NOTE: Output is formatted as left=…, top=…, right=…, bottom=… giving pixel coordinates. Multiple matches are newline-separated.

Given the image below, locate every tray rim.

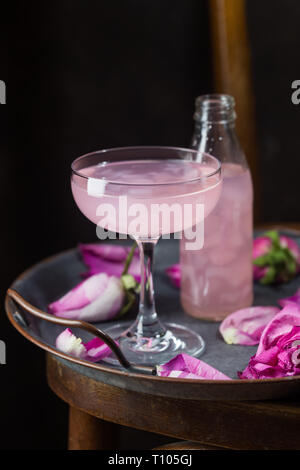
left=5, top=244, right=300, bottom=388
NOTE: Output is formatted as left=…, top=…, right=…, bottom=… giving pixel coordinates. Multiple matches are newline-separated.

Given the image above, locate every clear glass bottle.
left=180, top=94, right=253, bottom=321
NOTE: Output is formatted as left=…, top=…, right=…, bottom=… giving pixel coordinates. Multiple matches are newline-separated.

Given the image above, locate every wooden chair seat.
left=47, top=354, right=300, bottom=450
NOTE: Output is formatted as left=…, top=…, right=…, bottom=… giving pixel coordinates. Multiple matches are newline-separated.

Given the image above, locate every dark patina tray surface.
left=6, top=231, right=300, bottom=400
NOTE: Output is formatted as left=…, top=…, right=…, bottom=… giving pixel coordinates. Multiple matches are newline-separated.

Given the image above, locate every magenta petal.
left=238, top=360, right=283, bottom=379
left=84, top=337, right=117, bottom=362
left=49, top=273, right=124, bottom=322
left=157, top=353, right=231, bottom=380
left=238, top=365, right=254, bottom=379
left=276, top=325, right=300, bottom=348
left=219, top=306, right=280, bottom=346
left=81, top=250, right=124, bottom=277
left=165, top=264, right=181, bottom=288
left=48, top=273, right=108, bottom=314
left=80, top=243, right=140, bottom=282
left=254, top=346, right=280, bottom=366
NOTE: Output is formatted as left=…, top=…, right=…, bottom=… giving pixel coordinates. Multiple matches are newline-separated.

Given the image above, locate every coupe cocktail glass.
left=71, top=147, right=222, bottom=366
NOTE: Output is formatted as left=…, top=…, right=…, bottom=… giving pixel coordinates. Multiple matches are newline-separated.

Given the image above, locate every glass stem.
left=134, top=239, right=166, bottom=338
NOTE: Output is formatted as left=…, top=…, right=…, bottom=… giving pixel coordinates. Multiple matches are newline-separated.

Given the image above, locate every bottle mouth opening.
left=195, top=93, right=235, bottom=109
left=194, top=94, right=236, bottom=123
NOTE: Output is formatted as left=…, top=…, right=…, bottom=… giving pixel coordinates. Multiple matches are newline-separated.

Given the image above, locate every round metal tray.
left=6, top=235, right=300, bottom=400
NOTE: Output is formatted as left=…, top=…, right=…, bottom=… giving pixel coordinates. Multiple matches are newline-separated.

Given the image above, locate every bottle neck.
left=194, top=93, right=236, bottom=124
left=192, top=118, right=237, bottom=149
left=191, top=94, right=248, bottom=168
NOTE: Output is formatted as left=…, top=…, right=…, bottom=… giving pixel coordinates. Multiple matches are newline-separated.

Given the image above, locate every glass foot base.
left=102, top=321, right=205, bottom=366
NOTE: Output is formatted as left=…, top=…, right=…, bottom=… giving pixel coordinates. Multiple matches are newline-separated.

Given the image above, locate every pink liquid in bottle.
left=180, top=162, right=253, bottom=321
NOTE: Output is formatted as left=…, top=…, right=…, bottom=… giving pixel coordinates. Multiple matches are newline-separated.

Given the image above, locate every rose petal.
left=84, top=337, right=117, bottom=361
left=80, top=243, right=140, bottom=282
left=48, top=273, right=109, bottom=314
left=49, top=273, right=124, bottom=322
left=55, top=328, right=86, bottom=358
left=219, top=306, right=280, bottom=346
left=238, top=357, right=284, bottom=380
left=165, top=264, right=181, bottom=288
left=55, top=328, right=115, bottom=362
left=157, top=353, right=231, bottom=380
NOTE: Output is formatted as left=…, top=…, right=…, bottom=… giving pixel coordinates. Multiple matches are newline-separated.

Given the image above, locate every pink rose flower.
left=253, top=231, right=300, bottom=284
left=48, top=272, right=124, bottom=322
left=48, top=242, right=139, bottom=322
left=239, top=304, right=300, bottom=379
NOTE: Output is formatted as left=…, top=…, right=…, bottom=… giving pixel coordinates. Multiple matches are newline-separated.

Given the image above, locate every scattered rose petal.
left=49, top=273, right=107, bottom=314
left=80, top=243, right=140, bottom=282
left=165, top=263, right=181, bottom=288
left=55, top=328, right=86, bottom=358
left=219, top=306, right=280, bottom=346
left=55, top=328, right=115, bottom=362
left=157, top=353, right=231, bottom=380
left=84, top=336, right=116, bottom=361
left=48, top=272, right=124, bottom=322
left=239, top=304, right=300, bottom=379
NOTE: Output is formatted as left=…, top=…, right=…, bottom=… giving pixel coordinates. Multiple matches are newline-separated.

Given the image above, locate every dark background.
left=0, top=0, right=300, bottom=449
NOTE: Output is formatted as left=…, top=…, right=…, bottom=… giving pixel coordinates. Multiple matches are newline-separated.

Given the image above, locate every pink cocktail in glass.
left=71, top=147, right=222, bottom=366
